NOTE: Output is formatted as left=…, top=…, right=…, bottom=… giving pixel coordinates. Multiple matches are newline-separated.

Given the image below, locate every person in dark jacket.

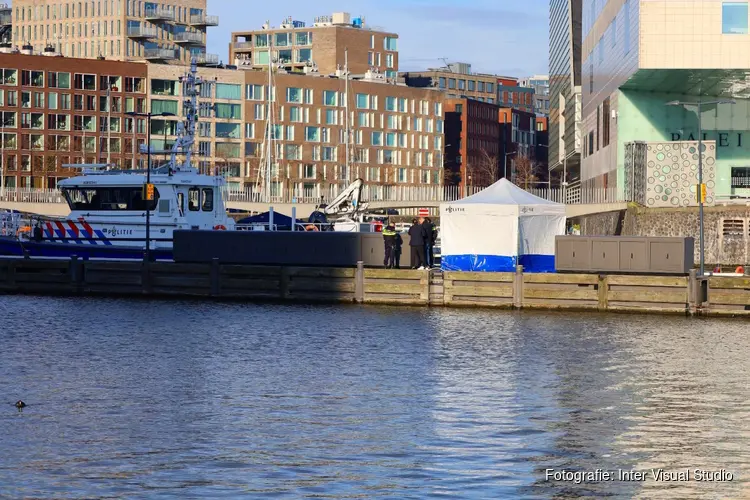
left=422, top=217, right=436, bottom=268
left=382, top=223, right=398, bottom=269
left=408, top=218, right=426, bottom=269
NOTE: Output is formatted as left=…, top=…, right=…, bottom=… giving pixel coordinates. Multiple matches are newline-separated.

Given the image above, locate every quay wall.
left=576, top=205, right=750, bottom=266
left=1, top=258, right=749, bottom=317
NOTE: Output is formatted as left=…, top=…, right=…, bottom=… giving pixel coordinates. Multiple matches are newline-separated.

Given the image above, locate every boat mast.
left=344, top=48, right=350, bottom=186
left=264, top=42, right=275, bottom=203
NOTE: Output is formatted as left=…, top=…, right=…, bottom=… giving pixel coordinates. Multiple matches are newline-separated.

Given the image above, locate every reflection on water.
left=0, top=297, right=748, bottom=498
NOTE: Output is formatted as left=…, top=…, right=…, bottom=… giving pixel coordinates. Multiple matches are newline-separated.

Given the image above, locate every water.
left=0, top=297, right=748, bottom=499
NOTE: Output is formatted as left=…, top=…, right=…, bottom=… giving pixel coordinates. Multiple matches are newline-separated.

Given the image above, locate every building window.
left=384, top=36, right=397, bottom=51
left=216, top=83, right=241, bottom=100
left=723, top=2, right=749, bottom=34
left=624, top=0, right=631, bottom=53
left=246, top=84, right=263, bottom=100
left=448, top=79, right=456, bottom=90
left=602, top=98, right=611, bottom=147
left=286, top=87, right=302, bottom=103
left=438, top=77, right=446, bottom=89
left=356, top=93, right=370, bottom=109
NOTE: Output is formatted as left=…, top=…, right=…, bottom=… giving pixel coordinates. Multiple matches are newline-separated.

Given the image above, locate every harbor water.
left=1, top=296, right=748, bottom=498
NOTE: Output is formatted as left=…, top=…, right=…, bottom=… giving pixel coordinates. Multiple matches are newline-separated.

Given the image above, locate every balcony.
left=174, top=32, right=204, bottom=45
left=189, top=14, right=219, bottom=27
left=233, top=41, right=253, bottom=51
left=127, top=25, right=158, bottom=39
left=145, top=6, right=174, bottom=22
left=144, top=48, right=177, bottom=60
left=0, top=11, right=11, bottom=26
left=194, top=53, right=219, bottom=65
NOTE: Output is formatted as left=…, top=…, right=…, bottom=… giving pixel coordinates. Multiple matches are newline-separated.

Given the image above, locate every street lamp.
left=126, top=110, right=176, bottom=262
left=666, top=98, right=735, bottom=276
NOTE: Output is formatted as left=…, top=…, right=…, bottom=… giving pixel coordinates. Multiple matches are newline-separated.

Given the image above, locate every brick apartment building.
left=0, top=53, right=149, bottom=188
left=230, top=13, right=399, bottom=78
left=444, top=97, right=541, bottom=190
left=0, top=51, right=444, bottom=193
left=401, top=62, right=499, bottom=103
left=11, top=0, right=218, bottom=64
left=241, top=70, right=444, bottom=198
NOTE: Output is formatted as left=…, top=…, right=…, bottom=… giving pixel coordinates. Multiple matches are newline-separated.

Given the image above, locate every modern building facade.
left=240, top=70, right=444, bottom=197
left=520, top=74, right=551, bottom=116
left=0, top=52, right=445, bottom=194
left=401, top=63, right=498, bottom=103
left=0, top=53, right=149, bottom=188
left=496, top=82, right=535, bottom=114
left=10, top=0, right=218, bottom=64
left=230, top=13, right=399, bottom=78
left=443, top=97, right=539, bottom=189
left=444, top=98, right=503, bottom=188
left=581, top=0, right=750, bottom=202
left=549, top=0, right=582, bottom=184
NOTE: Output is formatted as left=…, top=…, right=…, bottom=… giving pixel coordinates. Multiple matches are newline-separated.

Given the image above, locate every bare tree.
left=465, top=149, right=500, bottom=187
left=513, top=155, right=539, bottom=189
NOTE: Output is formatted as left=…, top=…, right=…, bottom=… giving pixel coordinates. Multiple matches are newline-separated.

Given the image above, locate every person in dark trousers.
left=408, top=218, right=426, bottom=269
left=422, top=217, right=436, bottom=268
left=382, top=223, right=398, bottom=269
left=394, top=230, right=403, bottom=269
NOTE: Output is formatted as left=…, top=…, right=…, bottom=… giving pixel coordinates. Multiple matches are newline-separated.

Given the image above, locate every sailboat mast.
left=264, top=42, right=274, bottom=203
left=344, top=48, right=350, bottom=186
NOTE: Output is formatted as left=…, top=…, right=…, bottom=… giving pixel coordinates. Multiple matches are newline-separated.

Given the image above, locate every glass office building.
left=581, top=0, right=750, bottom=201
left=549, top=0, right=582, bottom=183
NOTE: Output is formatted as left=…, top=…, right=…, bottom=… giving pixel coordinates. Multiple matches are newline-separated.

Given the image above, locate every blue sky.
left=205, top=0, right=549, bottom=77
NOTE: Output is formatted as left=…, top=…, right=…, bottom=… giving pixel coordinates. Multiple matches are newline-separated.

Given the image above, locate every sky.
left=205, top=0, right=550, bottom=77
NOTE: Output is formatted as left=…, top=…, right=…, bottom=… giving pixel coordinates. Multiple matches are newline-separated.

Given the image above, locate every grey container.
left=555, top=236, right=695, bottom=274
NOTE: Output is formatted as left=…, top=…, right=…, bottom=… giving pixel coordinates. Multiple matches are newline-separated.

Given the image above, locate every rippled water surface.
left=1, top=296, right=749, bottom=498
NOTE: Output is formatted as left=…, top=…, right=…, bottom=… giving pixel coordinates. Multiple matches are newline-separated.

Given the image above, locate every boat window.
left=61, top=187, right=159, bottom=211
left=188, top=187, right=200, bottom=211
left=202, top=188, right=214, bottom=211
left=177, top=192, right=184, bottom=216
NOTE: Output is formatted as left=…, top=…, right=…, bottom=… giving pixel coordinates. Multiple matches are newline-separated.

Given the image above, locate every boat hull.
left=0, top=237, right=173, bottom=261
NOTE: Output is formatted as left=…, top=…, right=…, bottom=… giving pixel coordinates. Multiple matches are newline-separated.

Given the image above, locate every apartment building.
left=520, top=74, right=550, bottom=116
left=496, top=82, right=535, bottom=114
left=146, top=64, right=244, bottom=177
left=230, top=13, right=399, bottom=78
left=549, top=0, right=582, bottom=184
left=10, top=0, right=218, bottom=65
left=0, top=52, right=444, bottom=193
left=444, top=98, right=502, bottom=189
left=443, top=97, right=540, bottom=189
left=0, top=53, right=148, bottom=188
left=241, top=70, right=444, bottom=197
left=402, top=63, right=498, bottom=103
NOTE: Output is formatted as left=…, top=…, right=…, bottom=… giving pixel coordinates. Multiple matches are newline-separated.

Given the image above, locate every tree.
left=513, top=155, right=540, bottom=189
left=465, top=149, right=500, bottom=187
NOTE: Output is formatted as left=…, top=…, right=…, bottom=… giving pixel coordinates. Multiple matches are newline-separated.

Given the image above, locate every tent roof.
left=454, top=179, right=563, bottom=206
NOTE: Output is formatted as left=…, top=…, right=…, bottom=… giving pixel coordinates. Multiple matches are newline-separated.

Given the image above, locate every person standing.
left=382, top=223, right=398, bottom=269
left=408, top=218, right=426, bottom=269
left=422, top=217, right=436, bottom=268
left=394, top=230, right=403, bottom=269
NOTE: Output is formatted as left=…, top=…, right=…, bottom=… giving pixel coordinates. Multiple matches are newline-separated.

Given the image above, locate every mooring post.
left=688, top=269, right=699, bottom=316
left=514, top=265, right=524, bottom=309
left=597, top=274, right=609, bottom=312
left=355, top=261, right=365, bottom=303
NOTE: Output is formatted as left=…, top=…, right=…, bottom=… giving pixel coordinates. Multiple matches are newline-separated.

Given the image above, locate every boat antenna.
left=171, top=59, right=200, bottom=172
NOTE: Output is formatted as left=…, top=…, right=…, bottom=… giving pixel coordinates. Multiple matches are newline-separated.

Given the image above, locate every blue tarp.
left=442, top=254, right=556, bottom=273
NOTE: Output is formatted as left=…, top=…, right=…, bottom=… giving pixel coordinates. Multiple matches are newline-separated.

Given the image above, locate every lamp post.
left=666, top=98, right=734, bottom=276
left=126, top=111, right=176, bottom=262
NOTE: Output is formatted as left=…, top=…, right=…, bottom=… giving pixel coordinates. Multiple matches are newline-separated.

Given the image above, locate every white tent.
left=440, top=179, right=566, bottom=273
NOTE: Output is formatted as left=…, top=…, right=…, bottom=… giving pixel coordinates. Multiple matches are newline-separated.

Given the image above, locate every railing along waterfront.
left=0, top=188, right=64, bottom=204
left=0, top=184, right=628, bottom=208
